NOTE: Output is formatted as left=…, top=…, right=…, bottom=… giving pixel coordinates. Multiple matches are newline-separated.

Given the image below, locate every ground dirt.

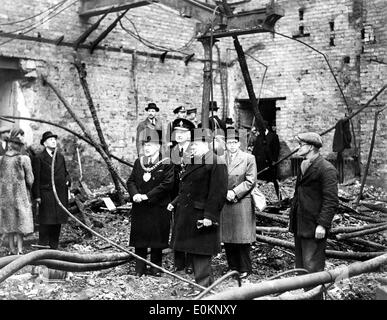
left=0, top=179, right=386, bottom=300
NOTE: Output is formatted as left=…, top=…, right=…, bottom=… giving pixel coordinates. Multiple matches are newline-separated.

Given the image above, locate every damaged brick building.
left=0, top=0, right=386, bottom=188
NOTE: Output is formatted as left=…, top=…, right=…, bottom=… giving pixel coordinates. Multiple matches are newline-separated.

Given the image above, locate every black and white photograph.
left=0, top=0, right=386, bottom=312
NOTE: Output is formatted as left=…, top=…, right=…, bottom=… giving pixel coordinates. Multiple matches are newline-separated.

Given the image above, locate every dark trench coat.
left=32, top=149, right=70, bottom=225
left=170, top=151, right=228, bottom=256
left=289, top=155, right=339, bottom=238
left=127, top=157, right=174, bottom=248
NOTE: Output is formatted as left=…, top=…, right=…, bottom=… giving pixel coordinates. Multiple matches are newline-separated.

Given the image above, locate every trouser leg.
left=174, top=250, right=186, bottom=270
left=224, top=243, right=238, bottom=271
left=295, top=236, right=327, bottom=300
left=48, top=224, right=62, bottom=249
left=192, top=254, right=212, bottom=287
left=38, top=224, right=50, bottom=247
left=134, top=247, right=148, bottom=274
left=238, top=243, right=252, bottom=273
left=150, top=248, right=163, bottom=273
left=185, top=252, right=193, bottom=272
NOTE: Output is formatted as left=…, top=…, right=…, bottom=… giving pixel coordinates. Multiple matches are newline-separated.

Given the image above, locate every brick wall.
left=0, top=0, right=386, bottom=187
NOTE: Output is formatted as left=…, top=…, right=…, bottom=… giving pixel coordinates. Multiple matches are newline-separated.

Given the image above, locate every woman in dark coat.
left=127, top=129, right=174, bottom=277
left=32, top=131, right=71, bottom=249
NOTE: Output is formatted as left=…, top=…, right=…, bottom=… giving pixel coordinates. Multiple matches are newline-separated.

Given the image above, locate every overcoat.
left=221, top=150, right=257, bottom=243
left=127, top=156, right=174, bottom=248
left=32, top=149, right=70, bottom=225
left=170, top=143, right=192, bottom=199
left=289, top=155, right=339, bottom=238
left=251, top=130, right=280, bottom=181
left=170, top=151, right=228, bottom=255
left=0, top=152, right=34, bottom=235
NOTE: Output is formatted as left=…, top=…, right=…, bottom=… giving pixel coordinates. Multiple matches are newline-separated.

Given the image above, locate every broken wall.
left=221, top=0, right=386, bottom=184
left=0, top=0, right=223, bottom=188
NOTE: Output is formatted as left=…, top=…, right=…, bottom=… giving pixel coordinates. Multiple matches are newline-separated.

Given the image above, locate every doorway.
left=236, top=97, right=285, bottom=130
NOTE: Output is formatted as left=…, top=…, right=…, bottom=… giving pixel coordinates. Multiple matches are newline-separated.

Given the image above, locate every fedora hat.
left=41, top=131, right=58, bottom=145
left=145, top=103, right=160, bottom=112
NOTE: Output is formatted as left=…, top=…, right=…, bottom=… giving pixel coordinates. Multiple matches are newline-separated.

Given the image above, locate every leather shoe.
left=149, top=268, right=162, bottom=277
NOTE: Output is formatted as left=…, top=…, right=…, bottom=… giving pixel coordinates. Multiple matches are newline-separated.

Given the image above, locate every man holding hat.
left=168, top=128, right=228, bottom=288
left=289, top=131, right=339, bottom=299
left=127, top=128, right=174, bottom=277
left=32, top=131, right=71, bottom=249
left=136, top=103, right=163, bottom=157
left=0, top=125, right=11, bottom=155
left=169, top=118, right=195, bottom=274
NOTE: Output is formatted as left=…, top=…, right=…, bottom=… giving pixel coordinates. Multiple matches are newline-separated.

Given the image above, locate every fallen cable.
left=255, top=234, right=385, bottom=261
left=255, top=285, right=323, bottom=300
left=194, top=271, right=241, bottom=300
left=204, top=252, right=387, bottom=299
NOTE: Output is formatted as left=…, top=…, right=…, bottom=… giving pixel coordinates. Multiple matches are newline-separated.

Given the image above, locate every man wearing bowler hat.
left=0, top=125, right=11, bottom=156
left=198, top=101, right=227, bottom=136
left=168, top=128, right=228, bottom=288
left=32, top=131, right=71, bottom=249
left=136, top=103, right=163, bottom=157
left=289, top=132, right=338, bottom=299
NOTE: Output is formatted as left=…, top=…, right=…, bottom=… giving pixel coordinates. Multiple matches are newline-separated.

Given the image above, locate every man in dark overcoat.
left=127, top=128, right=174, bottom=277
left=251, top=123, right=281, bottom=201
left=32, top=131, right=71, bottom=249
left=136, top=103, right=163, bottom=157
left=168, top=128, right=228, bottom=287
left=289, top=132, right=339, bottom=299
left=198, top=101, right=226, bottom=136
left=169, top=118, right=195, bottom=274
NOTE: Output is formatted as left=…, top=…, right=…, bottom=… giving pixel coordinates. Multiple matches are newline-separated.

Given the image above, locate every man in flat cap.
left=187, top=108, right=199, bottom=128
left=32, top=131, right=71, bottom=249
left=0, top=125, right=11, bottom=156
left=289, top=132, right=339, bottom=299
left=169, top=118, right=195, bottom=275
left=168, top=128, right=228, bottom=288
left=136, top=103, right=163, bottom=157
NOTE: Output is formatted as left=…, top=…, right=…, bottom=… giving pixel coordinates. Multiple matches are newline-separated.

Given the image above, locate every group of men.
left=131, top=102, right=339, bottom=299
left=0, top=125, right=70, bottom=251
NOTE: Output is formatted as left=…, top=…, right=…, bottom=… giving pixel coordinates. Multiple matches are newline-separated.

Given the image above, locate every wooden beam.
left=197, top=6, right=284, bottom=39
left=79, top=0, right=152, bottom=18
left=89, top=8, right=130, bottom=54
left=74, top=9, right=112, bottom=50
